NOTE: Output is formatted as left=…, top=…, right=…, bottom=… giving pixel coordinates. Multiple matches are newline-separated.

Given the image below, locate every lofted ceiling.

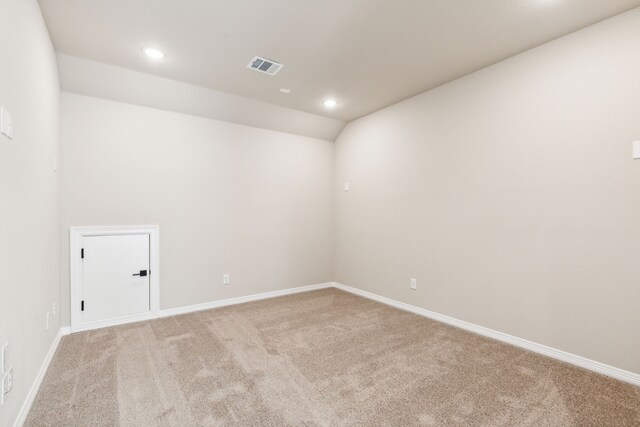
left=39, top=0, right=640, bottom=122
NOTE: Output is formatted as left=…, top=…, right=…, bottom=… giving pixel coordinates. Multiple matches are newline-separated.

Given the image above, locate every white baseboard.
left=13, top=327, right=70, bottom=427
left=71, top=312, right=157, bottom=333
left=159, top=282, right=334, bottom=318
left=332, top=282, right=640, bottom=387
left=69, top=283, right=335, bottom=333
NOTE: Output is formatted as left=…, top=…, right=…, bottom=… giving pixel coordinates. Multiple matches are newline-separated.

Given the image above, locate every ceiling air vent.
left=247, top=56, right=284, bottom=76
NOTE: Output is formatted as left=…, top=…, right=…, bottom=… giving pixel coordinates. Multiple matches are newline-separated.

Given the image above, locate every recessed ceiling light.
left=324, top=99, right=337, bottom=108
left=143, top=47, right=165, bottom=60
left=279, top=88, right=291, bottom=94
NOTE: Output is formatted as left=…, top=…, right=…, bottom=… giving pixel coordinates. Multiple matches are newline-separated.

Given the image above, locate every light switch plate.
left=1, top=107, right=13, bottom=140
left=633, top=141, right=640, bottom=160
left=0, top=343, right=6, bottom=374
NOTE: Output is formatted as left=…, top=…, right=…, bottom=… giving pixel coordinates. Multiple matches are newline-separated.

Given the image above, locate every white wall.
left=0, top=0, right=61, bottom=425
left=334, top=8, right=640, bottom=374
left=60, top=93, right=334, bottom=325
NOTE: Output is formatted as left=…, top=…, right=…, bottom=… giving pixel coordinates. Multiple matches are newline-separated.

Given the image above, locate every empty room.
left=1, top=0, right=640, bottom=425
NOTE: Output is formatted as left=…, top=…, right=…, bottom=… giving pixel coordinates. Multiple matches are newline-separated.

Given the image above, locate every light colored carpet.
left=26, top=288, right=640, bottom=426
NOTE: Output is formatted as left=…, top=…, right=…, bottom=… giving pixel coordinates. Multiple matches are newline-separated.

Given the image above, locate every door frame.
left=70, top=225, right=160, bottom=332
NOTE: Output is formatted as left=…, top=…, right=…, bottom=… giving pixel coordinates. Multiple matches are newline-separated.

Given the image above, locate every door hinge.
left=81, top=300, right=84, bottom=311
left=81, top=248, right=84, bottom=259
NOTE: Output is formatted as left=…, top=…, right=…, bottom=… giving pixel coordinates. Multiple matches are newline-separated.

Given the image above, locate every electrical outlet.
left=223, top=274, right=230, bottom=285
left=46, top=312, right=50, bottom=330
left=344, top=182, right=350, bottom=192
left=410, top=278, right=417, bottom=290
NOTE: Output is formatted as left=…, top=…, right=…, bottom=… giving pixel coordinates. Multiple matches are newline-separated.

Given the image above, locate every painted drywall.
left=57, top=54, right=346, bottom=142
left=59, top=93, right=334, bottom=325
left=0, top=0, right=61, bottom=425
left=334, top=8, right=640, bottom=374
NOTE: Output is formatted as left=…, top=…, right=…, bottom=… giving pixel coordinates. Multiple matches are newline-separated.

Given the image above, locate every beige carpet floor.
left=25, top=288, right=640, bottom=426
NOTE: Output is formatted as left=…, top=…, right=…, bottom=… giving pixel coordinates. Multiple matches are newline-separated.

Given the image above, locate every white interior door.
left=81, top=234, right=150, bottom=323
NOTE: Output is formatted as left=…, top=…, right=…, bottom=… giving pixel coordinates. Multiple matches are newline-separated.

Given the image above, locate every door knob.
left=133, top=270, right=148, bottom=277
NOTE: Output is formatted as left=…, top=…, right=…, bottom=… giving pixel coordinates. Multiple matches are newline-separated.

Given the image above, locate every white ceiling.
left=39, top=0, right=640, bottom=122
left=56, top=54, right=346, bottom=141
